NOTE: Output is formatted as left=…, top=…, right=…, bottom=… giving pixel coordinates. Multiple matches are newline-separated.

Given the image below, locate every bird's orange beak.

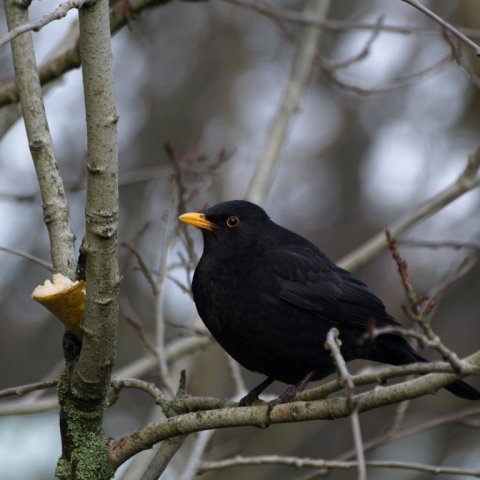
left=179, top=212, right=216, bottom=231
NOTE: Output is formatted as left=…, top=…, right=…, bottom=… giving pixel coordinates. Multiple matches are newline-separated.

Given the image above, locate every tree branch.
left=339, top=147, right=480, bottom=271
left=72, top=0, right=120, bottom=395
left=4, top=0, right=76, bottom=277
left=198, top=454, right=480, bottom=477
left=0, top=379, right=57, bottom=398
left=245, top=0, right=331, bottom=204
left=0, top=246, right=53, bottom=271
left=108, top=350, right=480, bottom=468
left=0, top=0, right=173, bottom=108
left=219, top=0, right=480, bottom=38
left=400, top=0, right=480, bottom=56
left=0, top=0, right=88, bottom=49
left=55, top=0, right=120, bottom=477
left=325, top=329, right=366, bottom=480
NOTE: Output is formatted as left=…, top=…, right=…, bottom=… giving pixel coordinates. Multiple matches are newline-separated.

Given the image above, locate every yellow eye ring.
left=226, top=216, right=240, bottom=228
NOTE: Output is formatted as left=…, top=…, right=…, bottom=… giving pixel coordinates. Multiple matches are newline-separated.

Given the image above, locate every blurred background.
left=0, top=0, right=480, bottom=478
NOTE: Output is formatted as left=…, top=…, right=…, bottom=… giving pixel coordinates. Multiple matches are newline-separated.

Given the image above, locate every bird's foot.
left=239, top=377, right=274, bottom=407
left=265, top=385, right=298, bottom=417
left=264, top=387, right=299, bottom=422
left=239, top=391, right=261, bottom=407
left=268, top=371, right=317, bottom=412
left=270, top=385, right=298, bottom=406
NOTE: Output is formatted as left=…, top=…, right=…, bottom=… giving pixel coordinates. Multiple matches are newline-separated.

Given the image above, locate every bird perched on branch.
left=179, top=200, right=480, bottom=405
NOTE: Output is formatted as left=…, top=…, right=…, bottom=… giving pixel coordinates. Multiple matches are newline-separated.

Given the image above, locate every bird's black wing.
left=257, top=242, right=401, bottom=330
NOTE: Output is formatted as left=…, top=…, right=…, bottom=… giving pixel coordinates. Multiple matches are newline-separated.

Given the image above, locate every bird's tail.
left=373, top=336, right=480, bottom=400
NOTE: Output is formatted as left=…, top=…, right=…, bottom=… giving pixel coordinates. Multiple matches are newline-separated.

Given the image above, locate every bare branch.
left=334, top=399, right=410, bottom=466
left=178, top=430, right=215, bottom=480
left=119, top=295, right=158, bottom=356
left=4, top=0, right=76, bottom=276
left=198, top=454, right=480, bottom=477
left=0, top=379, right=57, bottom=399
left=362, top=405, right=480, bottom=456
left=111, top=378, right=169, bottom=410
left=121, top=241, right=158, bottom=296
left=1, top=355, right=477, bottom=417
left=0, top=0, right=87, bottom=49
left=339, top=148, right=480, bottom=271
left=0, top=396, right=58, bottom=416
left=325, top=329, right=366, bottom=480
left=154, top=191, right=178, bottom=389
left=139, top=436, right=187, bottom=480
left=364, top=325, right=469, bottom=374
left=116, top=336, right=212, bottom=380
left=293, top=360, right=480, bottom=401
left=399, top=239, right=480, bottom=250
left=72, top=0, right=120, bottom=392
left=245, top=0, right=331, bottom=204
left=57, top=1, right=120, bottom=474
left=385, top=229, right=423, bottom=313
left=0, top=0, right=175, bottom=108
left=400, top=0, right=480, bottom=56
left=384, top=231, right=468, bottom=372
left=0, top=245, right=53, bottom=271
left=219, top=0, right=480, bottom=38
left=323, top=50, right=453, bottom=96
left=0, top=336, right=213, bottom=416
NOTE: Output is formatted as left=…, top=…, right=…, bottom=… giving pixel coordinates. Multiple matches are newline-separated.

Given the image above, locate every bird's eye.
left=226, top=216, right=240, bottom=228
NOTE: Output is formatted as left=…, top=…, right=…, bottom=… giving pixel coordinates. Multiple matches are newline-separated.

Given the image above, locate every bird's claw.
left=239, top=391, right=260, bottom=407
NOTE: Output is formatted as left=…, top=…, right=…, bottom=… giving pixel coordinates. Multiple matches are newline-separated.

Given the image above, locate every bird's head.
left=179, top=200, right=272, bottom=256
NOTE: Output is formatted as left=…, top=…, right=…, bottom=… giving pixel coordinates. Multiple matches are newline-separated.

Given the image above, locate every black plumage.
left=179, top=200, right=479, bottom=403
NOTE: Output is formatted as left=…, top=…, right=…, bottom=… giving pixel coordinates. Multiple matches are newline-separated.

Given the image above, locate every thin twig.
left=348, top=402, right=480, bottom=460
left=4, top=0, right=76, bottom=277
left=120, top=221, right=151, bottom=274
left=0, top=336, right=212, bottom=416
left=325, top=328, right=366, bottom=480
left=385, top=229, right=421, bottom=313
left=198, top=454, right=480, bottom=477
left=0, top=379, right=57, bottom=399
left=219, top=0, right=480, bottom=38
left=154, top=186, right=179, bottom=393
left=245, top=0, right=331, bottom=204
left=385, top=230, right=466, bottom=372
left=364, top=325, right=469, bottom=373
left=130, top=375, right=190, bottom=480
left=116, top=336, right=212, bottom=379
left=139, top=436, right=187, bottom=480
left=400, top=0, right=480, bottom=56
left=121, top=241, right=158, bottom=296
left=110, top=378, right=169, bottom=411
left=334, top=400, right=410, bottom=465
left=119, top=295, right=158, bottom=357
left=0, top=0, right=87, bottom=49
left=320, top=49, right=453, bottom=96
left=322, top=15, right=384, bottom=70
left=424, top=255, right=479, bottom=317
left=0, top=0, right=176, bottom=108
left=339, top=148, right=480, bottom=271
left=0, top=397, right=59, bottom=416
left=349, top=410, right=367, bottom=480
left=297, top=360, right=480, bottom=402
left=0, top=246, right=52, bottom=271
left=179, top=430, right=215, bottom=480
left=399, top=239, right=480, bottom=250
left=325, top=329, right=355, bottom=406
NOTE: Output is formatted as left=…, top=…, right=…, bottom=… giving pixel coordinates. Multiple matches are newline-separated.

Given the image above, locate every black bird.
left=179, top=200, right=480, bottom=404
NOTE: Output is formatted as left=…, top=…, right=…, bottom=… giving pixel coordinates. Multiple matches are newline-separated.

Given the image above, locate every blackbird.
left=179, top=200, right=480, bottom=404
